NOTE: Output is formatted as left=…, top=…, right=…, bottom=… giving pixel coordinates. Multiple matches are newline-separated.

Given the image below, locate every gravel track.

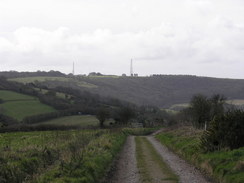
left=147, top=135, right=212, bottom=183
left=108, top=136, right=140, bottom=183
left=109, top=130, right=213, bottom=183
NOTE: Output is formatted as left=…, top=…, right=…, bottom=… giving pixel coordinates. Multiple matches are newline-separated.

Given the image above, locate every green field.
left=33, top=88, right=70, bottom=99
left=0, top=90, right=36, bottom=101
left=36, top=115, right=101, bottom=127
left=0, top=129, right=126, bottom=183
left=0, top=128, right=158, bottom=183
left=9, top=76, right=97, bottom=88
left=0, top=90, right=56, bottom=121
left=8, top=76, right=69, bottom=83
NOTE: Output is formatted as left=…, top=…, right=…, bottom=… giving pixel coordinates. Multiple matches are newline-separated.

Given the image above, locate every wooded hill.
left=77, top=75, right=244, bottom=108
left=0, top=75, right=135, bottom=127
left=2, top=71, right=244, bottom=108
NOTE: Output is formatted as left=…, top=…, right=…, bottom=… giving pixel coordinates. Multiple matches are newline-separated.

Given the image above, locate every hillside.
left=0, top=75, right=137, bottom=126
left=79, top=75, right=244, bottom=107
left=9, top=74, right=244, bottom=108
left=3, top=73, right=244, bottom=108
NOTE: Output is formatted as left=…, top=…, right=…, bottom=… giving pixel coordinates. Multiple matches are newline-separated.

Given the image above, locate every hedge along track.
left=135, top=136, right=179, bottom=183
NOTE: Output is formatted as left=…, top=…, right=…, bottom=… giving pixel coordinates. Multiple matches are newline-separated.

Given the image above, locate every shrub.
left=200, top=110, right=244, bottom=152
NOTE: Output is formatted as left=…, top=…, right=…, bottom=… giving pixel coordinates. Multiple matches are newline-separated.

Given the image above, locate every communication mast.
left=72, top=62, right=75, bottom=75
left=130, top=59, right=133, bottom=76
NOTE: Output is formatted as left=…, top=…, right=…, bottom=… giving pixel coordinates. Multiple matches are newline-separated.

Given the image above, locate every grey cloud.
left=0, top=0, right=244, bottom=78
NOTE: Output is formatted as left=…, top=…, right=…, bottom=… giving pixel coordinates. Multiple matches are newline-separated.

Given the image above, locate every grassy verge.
left=156, top=127, right=244, bottom=183
left=135, top=136, right=179, bottom=183
left=0, top=129, right=127, bottom=183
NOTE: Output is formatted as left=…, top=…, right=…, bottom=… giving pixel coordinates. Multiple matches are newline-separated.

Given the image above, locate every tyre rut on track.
left=108, top=129, right=213, bottom=183
left=108, top=136, right=140, bottom=183
left=146, top=134, right=212, bottom=183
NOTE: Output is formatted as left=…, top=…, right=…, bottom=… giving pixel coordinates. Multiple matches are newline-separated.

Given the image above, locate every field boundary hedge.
left=156, top=127, right=244, bottom=183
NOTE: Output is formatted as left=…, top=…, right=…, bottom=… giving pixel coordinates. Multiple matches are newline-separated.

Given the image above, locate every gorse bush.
left=201, top=110, right=244, bottom=152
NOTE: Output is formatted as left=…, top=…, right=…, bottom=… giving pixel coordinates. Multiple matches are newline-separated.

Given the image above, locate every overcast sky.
left=0, top=0, right=244, bottom=78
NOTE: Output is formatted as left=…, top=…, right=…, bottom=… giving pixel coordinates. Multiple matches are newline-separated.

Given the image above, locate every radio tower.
left=72, top=62, right=75, bottom=75
left=130, top=59, right=133, bottom=76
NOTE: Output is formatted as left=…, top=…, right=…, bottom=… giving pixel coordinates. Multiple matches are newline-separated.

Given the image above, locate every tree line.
left=0, top=70, right=65, bottom=78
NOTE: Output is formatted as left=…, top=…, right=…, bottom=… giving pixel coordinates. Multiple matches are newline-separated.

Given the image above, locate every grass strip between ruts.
left=135, top=136, right=179, bottom=183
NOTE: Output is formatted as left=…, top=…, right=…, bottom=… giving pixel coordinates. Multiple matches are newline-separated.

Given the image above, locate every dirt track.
left=108, top=136, right=140, bottom=183
left=109, top=131, right=212, bottom=183
left=147, top=135, right=212, bottom=183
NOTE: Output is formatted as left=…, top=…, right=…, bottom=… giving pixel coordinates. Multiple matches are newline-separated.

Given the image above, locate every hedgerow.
left=200, top=110, right=244, bottom=152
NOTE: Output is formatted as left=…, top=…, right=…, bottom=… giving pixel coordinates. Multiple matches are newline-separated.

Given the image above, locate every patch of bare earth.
left=108, top=136, right=140, bottom=183
left=147, top=135, right=213, bottom=183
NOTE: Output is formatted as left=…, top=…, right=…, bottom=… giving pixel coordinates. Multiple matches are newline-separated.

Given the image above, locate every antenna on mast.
left=72, top=62, right=75, bottom=75
left=130, top=59, right=133, bottom=76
